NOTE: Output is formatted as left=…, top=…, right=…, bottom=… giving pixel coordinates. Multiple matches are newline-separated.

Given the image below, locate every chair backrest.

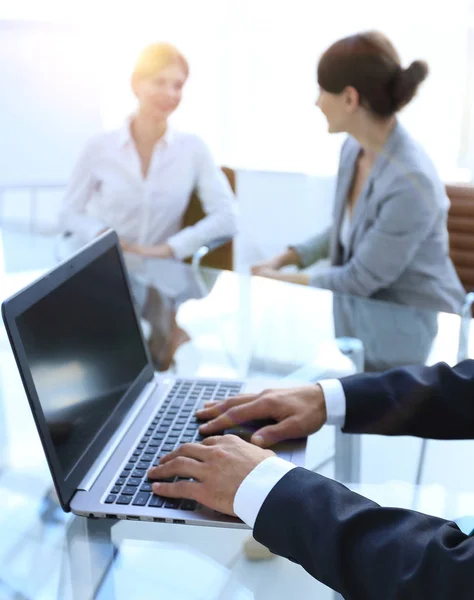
left=446, top=184, right=474, bottom=294
left=182, top=166, right=236, bottom=271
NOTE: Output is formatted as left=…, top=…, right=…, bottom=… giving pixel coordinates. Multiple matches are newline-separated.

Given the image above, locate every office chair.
left=416, top=183, right=474, bottom=486
left=183, top=166, right=236, bottom=271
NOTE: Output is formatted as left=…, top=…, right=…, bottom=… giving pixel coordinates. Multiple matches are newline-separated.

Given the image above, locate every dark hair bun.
left=392, top=60, right=429, bottom=111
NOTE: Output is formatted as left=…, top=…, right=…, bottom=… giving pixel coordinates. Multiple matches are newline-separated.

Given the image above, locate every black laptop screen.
left=16, top=246, right=148, bottom=478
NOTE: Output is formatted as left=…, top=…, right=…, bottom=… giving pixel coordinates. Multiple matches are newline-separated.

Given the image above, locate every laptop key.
left=124, top=463, right=134, bottom=471
left=133, top=492, right=151, bottom=506
left=122, top=487, right=136, bottom=495
left=132, top=469, right=146, bottom=478
left=111, top=485, right=121, bottom=494
left=149, top=495, right=165, bottom=507
left=140, top=482, right=152, bottom=492
left=164, top=498, right=181, bottom=509
left=127, top=478, right=141, bottom=487
left=120, top=470, right=129, bottom=478
left=115, top=478, right=126, bottom=486
left=105, top=494, right=117, bottom=504
left=116, top=495, right=132, bottom=505
left=181, top=500, right=197, bottom=511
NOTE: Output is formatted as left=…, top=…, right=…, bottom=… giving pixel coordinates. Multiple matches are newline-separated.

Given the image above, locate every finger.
left=201, top=435, right=222, bottom=446
left=196, top=394, right=257, bottom=420
left=152, top=480, right=198, bottom=500
left=251, top=418, right=301, bottom=448
left=199, top=399, right=271, bottom=435
left=158, top=443, right=209, bottom=465
left=148, top=456, right=204, bottom=481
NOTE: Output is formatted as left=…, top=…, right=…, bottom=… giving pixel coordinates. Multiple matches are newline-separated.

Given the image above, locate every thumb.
left=251, top=419, right=296, bottom=448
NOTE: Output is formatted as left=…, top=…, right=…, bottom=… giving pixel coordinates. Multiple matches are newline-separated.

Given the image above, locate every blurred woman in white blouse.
left=60, top=42, right=237, bottom=267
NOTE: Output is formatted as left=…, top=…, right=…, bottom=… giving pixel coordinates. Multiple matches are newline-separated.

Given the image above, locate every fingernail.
left=152, top=483, right=161, bottom=492
left=204, top=401, right=216, bottom=407
left=252, top=435, right=264, bottom=447
left=199, top=424, right=208, bottom=432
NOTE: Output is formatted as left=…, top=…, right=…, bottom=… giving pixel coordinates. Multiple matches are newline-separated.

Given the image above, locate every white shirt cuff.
left=233, top=456, right=296, bottom=528
left=318, top=379, right=346, bottom=427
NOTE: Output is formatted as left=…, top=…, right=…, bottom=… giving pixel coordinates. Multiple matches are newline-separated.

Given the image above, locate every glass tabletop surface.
left=0, top=229, right=471, bottom=600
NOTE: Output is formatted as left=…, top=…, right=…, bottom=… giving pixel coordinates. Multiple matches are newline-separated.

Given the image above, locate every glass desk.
left=0, top=229, right=470, bottom=599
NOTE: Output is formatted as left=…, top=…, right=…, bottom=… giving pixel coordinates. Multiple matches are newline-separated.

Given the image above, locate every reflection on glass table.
left=1, top=468, right=472, bottom=600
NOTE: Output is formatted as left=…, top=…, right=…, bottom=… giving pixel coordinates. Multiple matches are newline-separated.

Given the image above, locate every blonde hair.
left=131, top=42, right=189, bottom=85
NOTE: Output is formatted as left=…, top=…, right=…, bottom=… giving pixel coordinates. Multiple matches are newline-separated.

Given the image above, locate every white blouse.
left=59, top=120, right=237, bottom=261
left=339, top=205, right=351, bottom=252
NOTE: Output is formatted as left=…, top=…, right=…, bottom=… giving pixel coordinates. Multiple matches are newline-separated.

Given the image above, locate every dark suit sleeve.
left=253, top=468, right=474, bottom=600
left=340, top=359, right=474, bottom=439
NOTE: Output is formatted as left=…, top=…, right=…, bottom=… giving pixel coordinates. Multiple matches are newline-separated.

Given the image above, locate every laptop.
left=2, top=231, right=306, bottom=527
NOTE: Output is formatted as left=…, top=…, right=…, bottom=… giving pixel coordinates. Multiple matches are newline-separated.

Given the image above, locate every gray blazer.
left=293, top=122, right=465, bottom=314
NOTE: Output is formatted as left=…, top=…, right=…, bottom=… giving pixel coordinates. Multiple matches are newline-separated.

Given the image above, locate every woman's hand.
left=251, top=257, right=284, bottom=276
left=251, top=248, right=300, bottom=276
left=253, top=269, right=310, bottom=285
left=120, top=241, right=174, bottom=259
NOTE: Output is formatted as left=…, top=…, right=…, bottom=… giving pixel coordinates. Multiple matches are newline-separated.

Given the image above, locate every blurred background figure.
left=59, top=42, right=237, bottom=273
left=252, top=31, right=464, bottom=314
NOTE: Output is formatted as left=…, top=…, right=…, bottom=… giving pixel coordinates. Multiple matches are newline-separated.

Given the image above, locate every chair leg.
left=415, top=439, right=428, bottom=486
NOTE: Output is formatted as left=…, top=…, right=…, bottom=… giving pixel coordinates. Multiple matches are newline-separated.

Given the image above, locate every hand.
left=252, top=267, right=283, bottom=280
left=120, top=239, right=136, bottom=252
left=95, top=227, right=110, bottom=237
left=196, top=384, right=327, bottom=447
left=251, top=257, right=283, bottom=276
left=147, top=435, right=274, bottom=516
left=120, top=242, right=174, bottom=259
left=251, top=249, right=300, bottom=276
left=253, top=269, right=310, bottom=285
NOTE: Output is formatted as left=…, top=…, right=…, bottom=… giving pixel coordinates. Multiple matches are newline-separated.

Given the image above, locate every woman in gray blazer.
left=253, top=31, right=464, bottom=314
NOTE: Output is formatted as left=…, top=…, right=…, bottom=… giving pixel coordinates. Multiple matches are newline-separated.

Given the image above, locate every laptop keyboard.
left=104, top=379, right=243, bottom=511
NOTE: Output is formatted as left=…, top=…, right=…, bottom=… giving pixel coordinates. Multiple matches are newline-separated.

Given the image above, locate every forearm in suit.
left=290, top=227, right=331, bottom=268
left=341, top=360, right=474, bottom=439
left=254, top=467, right=474, bottom=600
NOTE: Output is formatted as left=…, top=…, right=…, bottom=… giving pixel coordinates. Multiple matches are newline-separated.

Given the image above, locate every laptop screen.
left=15, top=245, right=149, bottom=478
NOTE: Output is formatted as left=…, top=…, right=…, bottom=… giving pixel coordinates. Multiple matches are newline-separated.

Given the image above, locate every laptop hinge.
left=77, top=375, right=161, bottom=492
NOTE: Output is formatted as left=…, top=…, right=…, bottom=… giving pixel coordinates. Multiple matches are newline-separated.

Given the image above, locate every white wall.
left=0, top=20, right=101, bottom=186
